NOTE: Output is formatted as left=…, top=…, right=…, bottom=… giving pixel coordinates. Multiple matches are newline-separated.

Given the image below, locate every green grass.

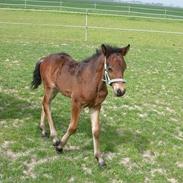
left=0, top=9, right=183, bottom=183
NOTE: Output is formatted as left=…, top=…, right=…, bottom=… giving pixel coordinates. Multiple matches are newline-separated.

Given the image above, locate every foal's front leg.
left=90, top=106, right=106, bottom=167
left=55, top=98, right=81, bottom=152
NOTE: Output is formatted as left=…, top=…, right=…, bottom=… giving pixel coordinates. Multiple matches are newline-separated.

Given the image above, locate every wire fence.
left=0, top=0, right=183, bottom=20
left=0, top=0, right=183, bottom=41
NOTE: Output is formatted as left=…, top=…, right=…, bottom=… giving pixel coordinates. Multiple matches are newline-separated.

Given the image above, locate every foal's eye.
left=108, top=66, right=112, bottom=72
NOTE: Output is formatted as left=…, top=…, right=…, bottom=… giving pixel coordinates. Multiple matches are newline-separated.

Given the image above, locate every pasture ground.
left=0, top=9, right=183, bottom=183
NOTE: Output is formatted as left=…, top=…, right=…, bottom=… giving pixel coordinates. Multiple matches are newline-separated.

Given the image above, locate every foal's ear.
left=101, top=44, right=108, bottom=56
left=121, top=44, right=130, bottom=56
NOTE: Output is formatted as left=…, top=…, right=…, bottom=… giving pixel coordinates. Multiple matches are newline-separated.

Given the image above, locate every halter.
left=102, top=57, right=126, bottom=85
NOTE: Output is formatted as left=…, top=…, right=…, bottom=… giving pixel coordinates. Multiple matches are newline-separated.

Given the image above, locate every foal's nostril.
left=116, top=89, right=126, bottom=96
left=117, top=89, right=122, bottom=96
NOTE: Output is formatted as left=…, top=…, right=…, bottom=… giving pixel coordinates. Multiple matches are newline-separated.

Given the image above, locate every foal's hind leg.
left=56, top=98, right=81, bottom=152
left=39, top=89, right=57, bottom=137
left=39, top=105, right=47, bottom=137
left=42, top=87, right=59, bottom=145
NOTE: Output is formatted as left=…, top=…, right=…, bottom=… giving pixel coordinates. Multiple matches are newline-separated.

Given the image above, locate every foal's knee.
left=42, top=98, right=48, bottom=112
left=92, top=128, right=100, bottom=139
left=68, top=126, right=77, bottom=134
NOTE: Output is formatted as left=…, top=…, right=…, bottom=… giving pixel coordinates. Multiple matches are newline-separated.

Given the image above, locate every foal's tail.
left=31, top=61, right=42, bottom=89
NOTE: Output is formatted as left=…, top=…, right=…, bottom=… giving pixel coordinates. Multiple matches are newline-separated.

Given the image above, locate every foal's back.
left=40, top=53, right=78, bottom=96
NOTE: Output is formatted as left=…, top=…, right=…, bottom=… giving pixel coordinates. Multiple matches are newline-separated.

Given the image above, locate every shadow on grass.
left=78, top=113, right=150, bottom=154
left=0, top=92, right=149, bottom=154
left=0, top=92, right=40, bottom=120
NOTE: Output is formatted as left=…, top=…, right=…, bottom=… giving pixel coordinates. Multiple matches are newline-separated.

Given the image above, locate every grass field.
left=0, top=8, right=183, bottom=183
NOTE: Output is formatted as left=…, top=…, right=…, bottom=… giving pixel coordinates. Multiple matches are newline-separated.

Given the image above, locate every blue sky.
left=119, top=0, right=183, bottom=7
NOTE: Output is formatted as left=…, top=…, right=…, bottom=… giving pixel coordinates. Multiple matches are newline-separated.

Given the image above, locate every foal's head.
left=101, top=44, right=130, bottom=97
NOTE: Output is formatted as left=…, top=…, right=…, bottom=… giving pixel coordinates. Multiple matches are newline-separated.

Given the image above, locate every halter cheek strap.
left=102, top=57, right=126, bottom=85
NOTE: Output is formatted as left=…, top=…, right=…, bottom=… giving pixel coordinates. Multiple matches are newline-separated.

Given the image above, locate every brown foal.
left=31, top=44, right=130, bottom=166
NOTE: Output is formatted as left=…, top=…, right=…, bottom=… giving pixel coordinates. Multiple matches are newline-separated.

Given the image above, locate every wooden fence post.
left=85, top=9, right=88, bottom=41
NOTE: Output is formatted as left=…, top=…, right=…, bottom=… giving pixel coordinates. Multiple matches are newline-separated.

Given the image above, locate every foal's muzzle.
left=112, top=83, right=126, bottom=97
left=116, top=88, right=126, bottom=97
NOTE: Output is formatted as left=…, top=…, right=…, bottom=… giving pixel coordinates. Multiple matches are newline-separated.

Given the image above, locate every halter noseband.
left=102, top=57, right=126, bottom=85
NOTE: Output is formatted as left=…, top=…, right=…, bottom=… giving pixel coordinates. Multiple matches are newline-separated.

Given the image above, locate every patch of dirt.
left=176, top=162, right=183, bottom=168
left=23, top=155, right=59, bottom=179
left=142, top=150, right=156, bottom=163
left=1, top=140, right=35, bottom=160
left=170, top=117, right=178, bottom=122
left=109, top=178, right=123, bottom=183
left=144, top=177, right=151, bottom=183
left=150, top=168, right=166, bottom=177
left=120, top=157, right=136, bottom=171
left=173, top=128, right=183, bottom=141
left=0, top=120, right=9, bottom=128
left=167, top=178, right=177, bottom=183
left=1, top=140, right=13, bottom=149
left=138, top=113, right=148, bottom=118
left=68, top=176, right=75, bottom=183
left=81, top=164, right=92, bottom=175
left=4, top=148, right=35, bottom=160
left=104, top=152, right=118, bottom=161
left=64, top=145, right=80, bottom=151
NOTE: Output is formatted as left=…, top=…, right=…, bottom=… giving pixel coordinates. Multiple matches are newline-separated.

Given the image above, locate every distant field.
left=0, top=0, right=183, bottom=19
left=0, top=8, right=183, bottom=183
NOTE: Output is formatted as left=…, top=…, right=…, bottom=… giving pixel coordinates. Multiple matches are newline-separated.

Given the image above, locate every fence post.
left=85, top=9, right=88, bottom=41
left=60, top=1, right=63, bottom=10
left=24, top=0, right=27, bottom=9
left=164, top=8, right=167, bottom=17
left=128, top=6, right=131, bottom=15
left=94, top=3, right=96, bottom=9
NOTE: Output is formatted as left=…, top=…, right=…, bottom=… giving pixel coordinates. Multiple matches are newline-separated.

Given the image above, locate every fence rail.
left=0, top=0, right=183, bottom=20
left=1, top=20, right=183, bottom=35
left=0, top=1, right=183, bottom=41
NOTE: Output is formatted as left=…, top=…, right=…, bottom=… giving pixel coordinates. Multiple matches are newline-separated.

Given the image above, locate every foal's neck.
left=92, top=54, right=106, bottom=90
left=95, top=54, right=105, bottom=72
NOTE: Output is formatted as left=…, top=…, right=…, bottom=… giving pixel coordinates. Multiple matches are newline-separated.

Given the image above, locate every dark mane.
left=81, top=44, right=121, bottom=64
left=102, top=44, right=122, bottom=57
left=57, top=52, right=72, bottom=58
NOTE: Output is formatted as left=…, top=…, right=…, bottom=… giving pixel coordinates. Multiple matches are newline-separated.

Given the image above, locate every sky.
left=118, top=0, right=183, bottom=7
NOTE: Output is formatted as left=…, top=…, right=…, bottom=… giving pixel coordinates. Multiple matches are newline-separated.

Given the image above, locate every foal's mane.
left=80, top=44, right=122, bottom=64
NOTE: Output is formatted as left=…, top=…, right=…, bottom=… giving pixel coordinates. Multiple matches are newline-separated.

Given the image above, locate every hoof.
left=41, top=131, right=49, bottom=138
left=39, top=126, right=48, bottom=138
left=55, top=144, right=63, bottom=154
left=98, top=158, right=106, bottom=168
left=53, top=138, right=61, bottom=147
